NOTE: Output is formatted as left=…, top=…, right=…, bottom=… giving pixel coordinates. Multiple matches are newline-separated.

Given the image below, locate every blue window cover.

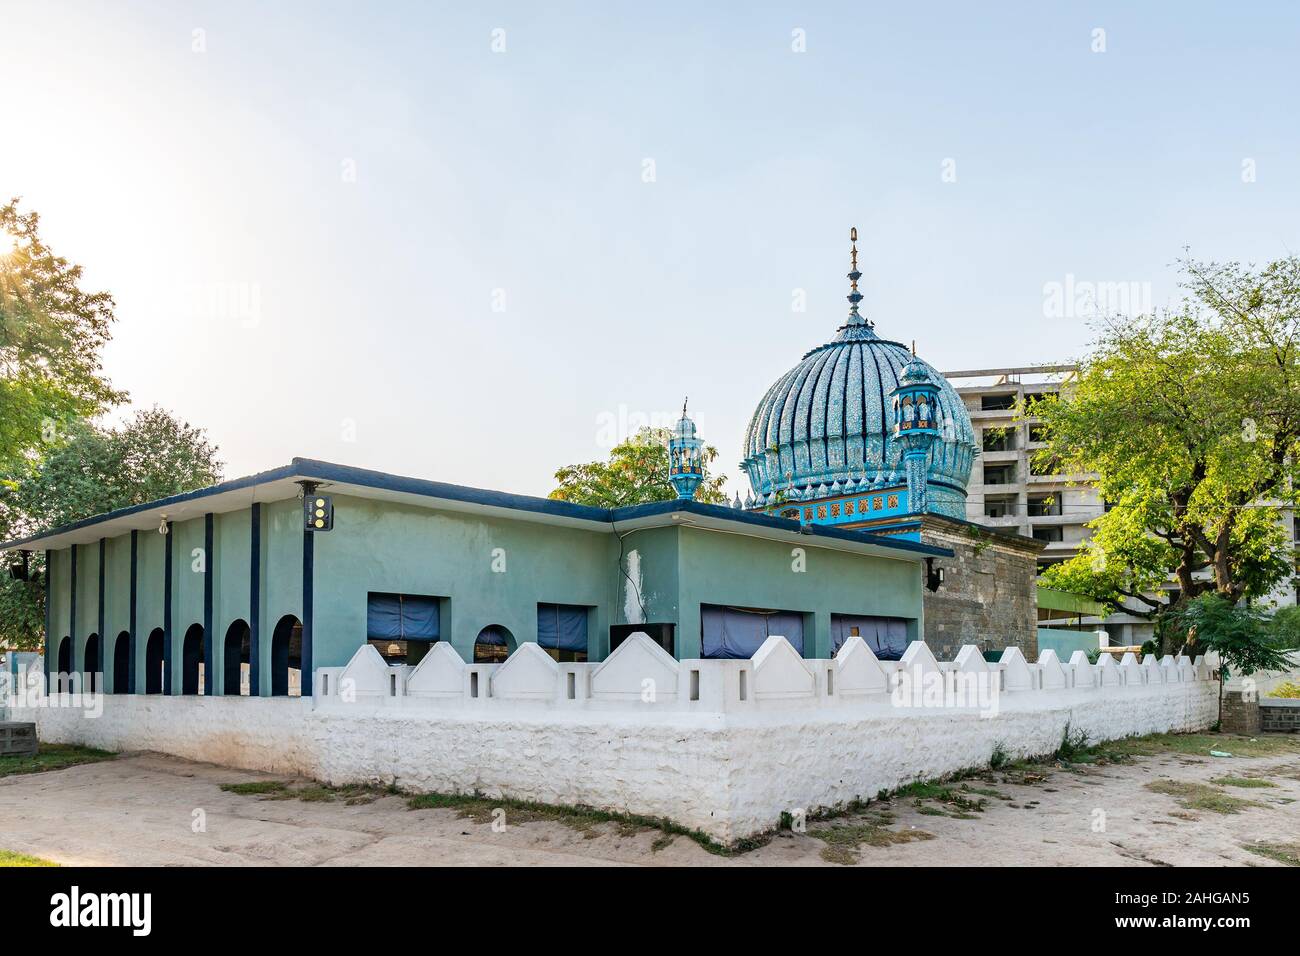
left=701, top=605, right=804, bottom=659
left=831, top=614, right=909, bottom=660
left=476, top=626, right=509, bottom=646
left=536, top=604, right=589, bottom=652
left=367, top=593, right=440, bottom=642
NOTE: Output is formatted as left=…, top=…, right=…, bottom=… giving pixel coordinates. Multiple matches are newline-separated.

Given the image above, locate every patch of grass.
left=405, top=790, right=752, bottom=855
left=1145, top=780, right=1264, bottom=814
left=811, top=821, right=934, bottom=865
left=0, top=744, right=115, bottom=778
left=1243, top=842, right=1300, bottom=866
left=989, top=742, right=1009, bottom=770
left=962, top=785, right=1010, bottom=800
left=1055, top=724, right=1093, bottom=763
left=0, top=849, right=58, bottom=867
left=221, top=780, right=397, bottom=804
left=220, top=780, right=289, bottom=796
left=1210, top=776, right=1278, bottom=789
left=819, top=845, right=858, bottom=865
left=293, top=786, right=338, bottom=803
left=897, top=780, right=987, bottom=817
left=1090, top=733, right=1300, bottom=761
left=650, top=834, right=675, bottom=853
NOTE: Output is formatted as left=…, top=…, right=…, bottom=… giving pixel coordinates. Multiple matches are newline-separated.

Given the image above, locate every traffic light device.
left=305, top=495, right=334, bottom=531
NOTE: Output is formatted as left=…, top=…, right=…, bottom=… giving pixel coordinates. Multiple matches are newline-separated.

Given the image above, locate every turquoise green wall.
left=674, top=527, right=923, bottom=659
left=135, top=529, right=166, bottom=681
left=259, top=499, right=303, bottom=694
left=170, top=517, right=206, bottom=689
left=41, top=492, right=929, bottom=690
left=74, top=540, right=99, bottom=662
left=612, top=526, right=680, bottom=628
left=213, top=511, right=251, bottom=695
left=103, top=535, right=131, bottom=691
left=312, top=495, right=612, bottom=667
left=48, top=549, right=70, bottom=646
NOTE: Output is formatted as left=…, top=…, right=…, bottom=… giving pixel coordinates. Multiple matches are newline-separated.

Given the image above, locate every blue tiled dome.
left=741, top=315, right=976, bottom=519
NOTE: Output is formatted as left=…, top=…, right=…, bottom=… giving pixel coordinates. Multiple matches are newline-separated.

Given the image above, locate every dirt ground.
left=2, top=735, right=1299, bottom=866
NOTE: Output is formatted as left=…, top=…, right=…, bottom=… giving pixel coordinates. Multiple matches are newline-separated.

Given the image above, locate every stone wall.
left=1261, top=699, right=1300, bottom=733
left=1220, top=689, right=1260, bottom=735
left=917, top=516, right=1044, bottom=660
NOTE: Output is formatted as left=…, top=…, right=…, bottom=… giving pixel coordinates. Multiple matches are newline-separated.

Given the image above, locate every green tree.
left=0, top=408, right=222, bottom=649
left=1031, top=256, right=1300, bottom=619
left=0, top=199, right=125, bottom=473
left=1270, top=605, right=1300, bottom=650
left=550, top=426, right=728, bottom=507
left=1163, top=593, right=1292, bottom=681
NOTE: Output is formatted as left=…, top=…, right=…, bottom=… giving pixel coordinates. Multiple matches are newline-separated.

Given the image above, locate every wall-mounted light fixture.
left=158, top=515, right=170, bottom=536
left=925, top=557, right=945, bottom=592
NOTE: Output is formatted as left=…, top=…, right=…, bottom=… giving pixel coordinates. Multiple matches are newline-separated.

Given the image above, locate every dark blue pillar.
left=249, top=504, right=261, bottom=696
left=203, top=513, right=214, bottom=695
left=68, top=545, right=78, bottom=679
left=163, top=525, right=173, bottom=695
left=44, top=550, right=52, bottom=693
left=302, top=525, right=314, bottom=691
left=97, top=538, right=106, bottom=689
left=129, top=531, right=138, bottom=694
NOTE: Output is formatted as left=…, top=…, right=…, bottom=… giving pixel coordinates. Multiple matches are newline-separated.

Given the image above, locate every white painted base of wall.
left=21, top=680, right=1216, bottom=843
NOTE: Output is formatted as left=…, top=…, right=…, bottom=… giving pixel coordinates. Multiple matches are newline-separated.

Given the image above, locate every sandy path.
left=1, top=740, right=1297, bottom=866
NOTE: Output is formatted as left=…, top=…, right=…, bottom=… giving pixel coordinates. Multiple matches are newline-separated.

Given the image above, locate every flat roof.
left=0, top=457, right=951, bottom=562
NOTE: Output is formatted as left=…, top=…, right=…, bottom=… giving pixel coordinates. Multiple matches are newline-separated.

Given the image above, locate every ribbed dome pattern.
left=741, top=323, right=975, bottom=518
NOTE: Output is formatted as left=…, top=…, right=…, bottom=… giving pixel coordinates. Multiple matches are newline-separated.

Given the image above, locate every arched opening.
left=145, top=628, right=165, bottom=694
left=181, top=624, right=204, bottom=695
left=270, top=615, right=302, bottom=697
left=84, top=634, right=101, bottom=693
left=473, top=625, right=515, bottom=664
left=112, top=632, right=131, bottom=693
left=55, top=637, right=71, bottom=692
left=223, top=620, right=251, bottom=696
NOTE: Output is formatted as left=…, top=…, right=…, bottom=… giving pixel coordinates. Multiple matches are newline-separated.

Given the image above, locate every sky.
left=2, top=1, right=1298, bottom=499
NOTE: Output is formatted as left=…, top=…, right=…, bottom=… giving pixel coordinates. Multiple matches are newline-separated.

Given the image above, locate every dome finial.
left=846, top=226, right=871, bottom=328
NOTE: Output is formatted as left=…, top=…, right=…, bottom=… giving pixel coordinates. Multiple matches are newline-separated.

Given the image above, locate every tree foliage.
left=0, top=408, right=222, bottom=649
left=1032, top=256, right=1300, bottom=617
left=0, top=199, right=125, bottom=473
left=1162, top=593, right=1293, bottom=681
left=549, top=427, right=728, bottom=507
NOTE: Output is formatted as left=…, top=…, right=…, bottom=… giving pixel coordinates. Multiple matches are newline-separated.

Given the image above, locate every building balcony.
left=978, top=449, right=1019, bottom=463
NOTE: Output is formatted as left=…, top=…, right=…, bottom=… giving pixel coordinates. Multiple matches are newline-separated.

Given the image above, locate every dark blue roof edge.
left=0, top=461, right=304, bottom=551
left=608, top=498, right=952, bottom=559
left=0, top=456, right=951, bottom=560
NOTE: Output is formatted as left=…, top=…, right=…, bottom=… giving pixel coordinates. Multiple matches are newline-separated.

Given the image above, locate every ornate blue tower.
left=890, top=354, right=942, bottom=515
left=668, top=400, right=705, bottom=500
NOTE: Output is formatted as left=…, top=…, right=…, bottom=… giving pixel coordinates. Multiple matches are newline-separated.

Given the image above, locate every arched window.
left=84, top=634, right=101, bottom=693
left=223, top=620, right=251, bottom=696
left=270, top=615, right=302, bottom=697
left=145, top=628, right=165, bottom=694
left=112, top=632, right=131, bottom=693
left=473, top=625, right=515, bottom=664
left=181, top=624, right=204, bottom=695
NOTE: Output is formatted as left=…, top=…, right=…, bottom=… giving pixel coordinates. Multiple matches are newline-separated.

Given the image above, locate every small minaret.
left=668, top=398, right=705, bottom=500
left=889, top=351, right=941, bottom=514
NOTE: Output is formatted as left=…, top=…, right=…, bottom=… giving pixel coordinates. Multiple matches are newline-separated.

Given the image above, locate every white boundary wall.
left=16, top=636, right=1218, bottom=842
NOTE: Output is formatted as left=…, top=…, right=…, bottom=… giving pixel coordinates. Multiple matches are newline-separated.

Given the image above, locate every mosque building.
left=3, top=232, right=1041, bottom=697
